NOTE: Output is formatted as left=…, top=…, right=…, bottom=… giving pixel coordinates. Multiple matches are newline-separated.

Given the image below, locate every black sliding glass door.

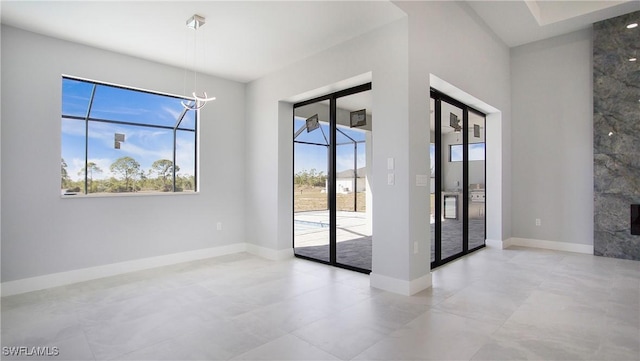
left=293, top=101, right=331, bottom=263
left=293, top=84, right=372, bottom=273
left=431, top=89, right=486, bottom=268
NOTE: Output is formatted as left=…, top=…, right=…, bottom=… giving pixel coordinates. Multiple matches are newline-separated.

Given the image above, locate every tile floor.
left=1, top=246, right=639, bottom=360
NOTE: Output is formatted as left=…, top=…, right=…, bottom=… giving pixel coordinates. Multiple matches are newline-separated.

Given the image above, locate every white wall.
left=0, top=26, right=3, bottom=285
left=397, top=0, right=512, bottom=278
left=511, top=28, right=593, bottom=245
left=246, top=1, right=512, bottom=294
left=1, top=2, right=516, bottom=292
left=246, top=18, right=415, bottom=287
left=1, top=26, right=246, bottom=282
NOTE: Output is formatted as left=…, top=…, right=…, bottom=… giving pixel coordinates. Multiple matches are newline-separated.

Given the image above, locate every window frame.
left=61, top=76, right=198, bottom=197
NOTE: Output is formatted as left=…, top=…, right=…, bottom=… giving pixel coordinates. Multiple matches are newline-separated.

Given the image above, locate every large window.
left=61, top=77, right=197, bottom=195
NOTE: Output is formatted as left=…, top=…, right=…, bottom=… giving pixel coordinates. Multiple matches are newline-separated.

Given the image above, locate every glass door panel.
left=335, top=92, right=372, bottom=271
left=430, top=97, right=436, bottom=263
left=440, top=100, right=464, bottom=260
left=293, top=102, right=330, bottom=263
left=468, top=111, right=486, bottom=250
left=431, top=90, right=487, bottom=269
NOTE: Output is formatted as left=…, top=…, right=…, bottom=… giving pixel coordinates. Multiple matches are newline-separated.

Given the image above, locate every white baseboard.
left=370, top=272, right=432, bottom=296
left=507, top=237, right=593, bottom=254
left=1, top=243, right=246, bottom=297
left=485, top=238, right=511, bottom=249
left=410, top=273, right=433, bottom=295
left=246, top=244, right=294, bottom=261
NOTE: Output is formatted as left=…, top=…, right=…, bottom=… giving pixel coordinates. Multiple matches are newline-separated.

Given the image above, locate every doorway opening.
left=293, top=83, right=372, bottom=273
left=430, top=88, right=486, bottom=268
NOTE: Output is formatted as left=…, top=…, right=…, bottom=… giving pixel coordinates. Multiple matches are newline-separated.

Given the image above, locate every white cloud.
left=61, top=119, right=85, bottom=136
left=69, top=158, right=114, bottom=181
left=68, top=158, right=85, bottom=182
left=162, top=106, right=183, bottom=124
left=175, top=135, right=195, bottom=176
left=117, top=142, right=171, bottom=166
left=336, top=143, right=366, bottom=173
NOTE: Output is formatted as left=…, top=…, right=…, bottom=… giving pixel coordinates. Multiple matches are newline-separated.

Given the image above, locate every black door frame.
left=293, top=83, right=372, bottom=274
left=431, top=88, right=487, bottom=269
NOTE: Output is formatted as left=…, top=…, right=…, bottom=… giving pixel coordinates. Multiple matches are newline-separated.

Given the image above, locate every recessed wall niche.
left=593, top=10, right=640, bottom=260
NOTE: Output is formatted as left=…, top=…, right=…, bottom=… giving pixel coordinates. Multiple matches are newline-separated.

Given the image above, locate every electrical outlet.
left=535, top=218, right=541, bottom=226
left=216, top=222, right=222, bottom=231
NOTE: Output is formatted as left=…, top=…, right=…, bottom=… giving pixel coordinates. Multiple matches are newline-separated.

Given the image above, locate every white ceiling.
left=467, top=0, right=639, bottom=47
left=1, top=1, right=638, bottom=83
left=0, top=1, right=405, bottom=83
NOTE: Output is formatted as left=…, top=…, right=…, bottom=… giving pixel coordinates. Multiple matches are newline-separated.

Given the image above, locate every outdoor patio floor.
left=294, top=211, right=486, bottom=271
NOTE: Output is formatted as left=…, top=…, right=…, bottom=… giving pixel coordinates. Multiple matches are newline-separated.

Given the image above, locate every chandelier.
left=182, top=14, right=216, bottom=110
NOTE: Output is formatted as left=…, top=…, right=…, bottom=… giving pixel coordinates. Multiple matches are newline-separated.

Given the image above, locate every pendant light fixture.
left=182, top=14, right=216, bottom=110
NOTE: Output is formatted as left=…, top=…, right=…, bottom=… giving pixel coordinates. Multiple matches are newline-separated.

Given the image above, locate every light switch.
left=387, top=157, right=394, bottom=170
left=387, top=173, right=395, bottom=185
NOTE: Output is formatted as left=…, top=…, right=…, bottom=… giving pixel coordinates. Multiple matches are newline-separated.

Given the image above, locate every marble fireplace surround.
left=593, top=10, right=640, bottom=260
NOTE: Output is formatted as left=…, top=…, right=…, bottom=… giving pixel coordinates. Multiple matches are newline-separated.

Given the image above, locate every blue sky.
left=293, top=117, right=367, bottom=175
left=61, top=78, right=196, bottom=181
